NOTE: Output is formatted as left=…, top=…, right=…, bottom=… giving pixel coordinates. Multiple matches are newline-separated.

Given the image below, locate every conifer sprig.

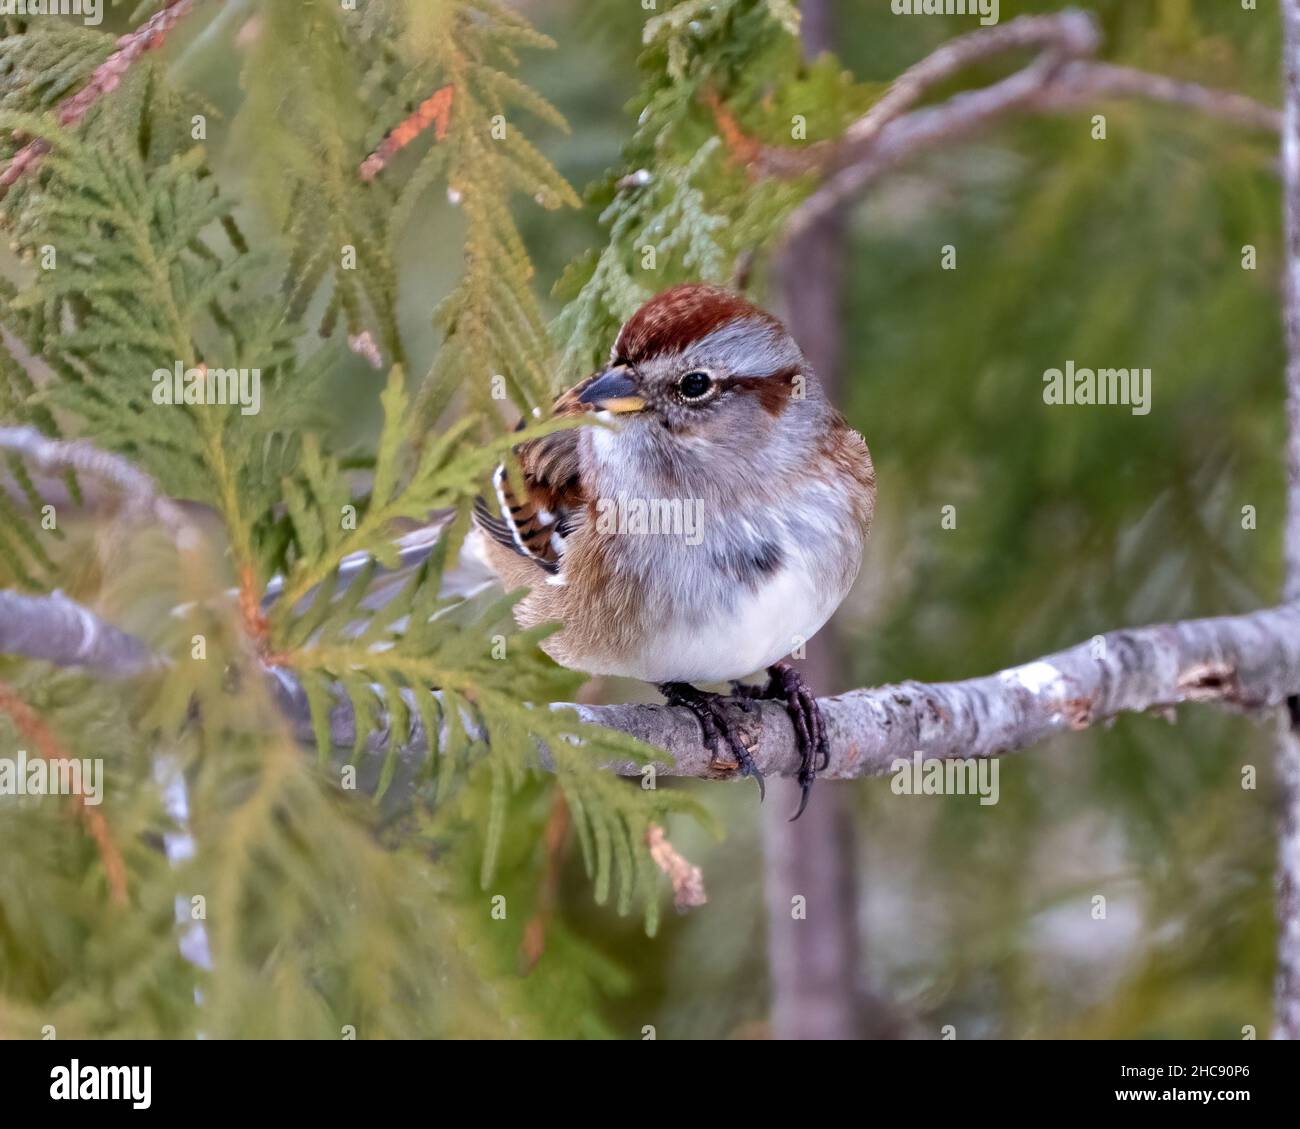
left=551, top=0, right=812, bottom=382
left=0, top=0, right=733, bottom=1034
left=234, top=0, right=402, bottom=363
left=371, top=0, right=580, bottom=423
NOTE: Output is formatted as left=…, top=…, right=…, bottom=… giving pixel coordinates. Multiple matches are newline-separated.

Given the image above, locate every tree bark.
left=554, top=603, right=1300, bottom=780
left=759, top=0, right=885, bottom=1042
left=0, top=590, right=160, bottom=678
left=1274, top=0, right=1300, bottom=1044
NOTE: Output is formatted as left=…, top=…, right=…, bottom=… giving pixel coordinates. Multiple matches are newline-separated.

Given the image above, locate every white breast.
left=571, top=419, right=865, bottom=685
left=606, top=553, right=842, bottom=684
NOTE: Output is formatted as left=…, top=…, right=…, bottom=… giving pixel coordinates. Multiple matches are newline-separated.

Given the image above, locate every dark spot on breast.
left=711, top=538, right=784, bottom=589
left=750, top=540, right=783, bottom=576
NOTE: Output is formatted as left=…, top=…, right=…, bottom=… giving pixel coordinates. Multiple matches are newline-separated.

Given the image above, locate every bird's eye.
left=678, top=371, right=714, bottom=401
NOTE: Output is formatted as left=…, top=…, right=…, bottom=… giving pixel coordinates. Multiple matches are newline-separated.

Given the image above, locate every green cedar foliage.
left=0, top=0, right=882, bottom=1039
left=0, top=1, right=779, bottom=1038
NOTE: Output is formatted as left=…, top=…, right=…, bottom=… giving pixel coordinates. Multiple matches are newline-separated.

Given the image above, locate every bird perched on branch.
left=474, top=284, right=875, bottom=818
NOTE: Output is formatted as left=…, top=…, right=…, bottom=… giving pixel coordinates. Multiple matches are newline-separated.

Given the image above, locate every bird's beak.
left=578, top=367, right=645, bottom=414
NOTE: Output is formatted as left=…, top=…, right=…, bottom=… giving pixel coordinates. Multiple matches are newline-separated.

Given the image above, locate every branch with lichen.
left=285, top=601, right=1300, bottom=787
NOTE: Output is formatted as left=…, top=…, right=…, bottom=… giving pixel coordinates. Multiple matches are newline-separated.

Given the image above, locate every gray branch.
left=0, top=426, right=198, bottom=547
left=0, top=590, right=160, bottom=678
left=780, top=10, right=1280, bottom=247
left=1037, top=60, right=1284, bottom=132
left=6, top=588, right=1300, bottom=786
left=260, top=603, right=1300, bottom=798
left=559, top=604, right=1300, bottom=780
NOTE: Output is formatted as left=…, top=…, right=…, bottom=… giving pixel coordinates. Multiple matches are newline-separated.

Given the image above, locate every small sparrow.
left=475, top=284, right=875, bottom=818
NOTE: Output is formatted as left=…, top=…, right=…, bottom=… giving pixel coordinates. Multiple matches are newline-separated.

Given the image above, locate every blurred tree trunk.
left=1275, top=0, right=1300, bottom=1043
left=761, top=0, right=895, bottom=1042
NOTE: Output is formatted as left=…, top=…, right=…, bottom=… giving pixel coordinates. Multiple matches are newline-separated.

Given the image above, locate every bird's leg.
left=656, top=681, right=765, bottom=801
left=733, top=661, right=828, bottom=821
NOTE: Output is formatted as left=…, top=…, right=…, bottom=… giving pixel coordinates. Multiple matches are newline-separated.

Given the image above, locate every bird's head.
left=576, top=285, right=823, bottom=446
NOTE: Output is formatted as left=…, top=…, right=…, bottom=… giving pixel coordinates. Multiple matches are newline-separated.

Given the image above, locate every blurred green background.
left=47, top=0, right=1289, bottom=1038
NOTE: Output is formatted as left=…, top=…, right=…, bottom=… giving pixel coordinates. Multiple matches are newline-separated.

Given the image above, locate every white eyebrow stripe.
left=689, top=318, right=801, bottom=377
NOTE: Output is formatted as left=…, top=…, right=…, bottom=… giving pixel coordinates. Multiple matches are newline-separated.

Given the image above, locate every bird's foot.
left=733, top=661, right=828, bottom=821
left=657, top=681, right=765, bottom=801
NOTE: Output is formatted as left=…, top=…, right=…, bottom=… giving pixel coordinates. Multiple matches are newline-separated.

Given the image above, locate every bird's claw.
left=662, top=665, right=826, bottom=817
left=764, top=661, right=829, bottom=821
left=658, top=681, right=765, bottom=800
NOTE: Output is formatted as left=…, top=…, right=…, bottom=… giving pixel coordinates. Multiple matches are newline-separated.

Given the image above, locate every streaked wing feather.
left=472, top=376, right=596, bottom=573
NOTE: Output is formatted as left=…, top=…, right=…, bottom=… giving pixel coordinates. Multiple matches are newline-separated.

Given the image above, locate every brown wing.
left=473, top=376, right=597, bottom=575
